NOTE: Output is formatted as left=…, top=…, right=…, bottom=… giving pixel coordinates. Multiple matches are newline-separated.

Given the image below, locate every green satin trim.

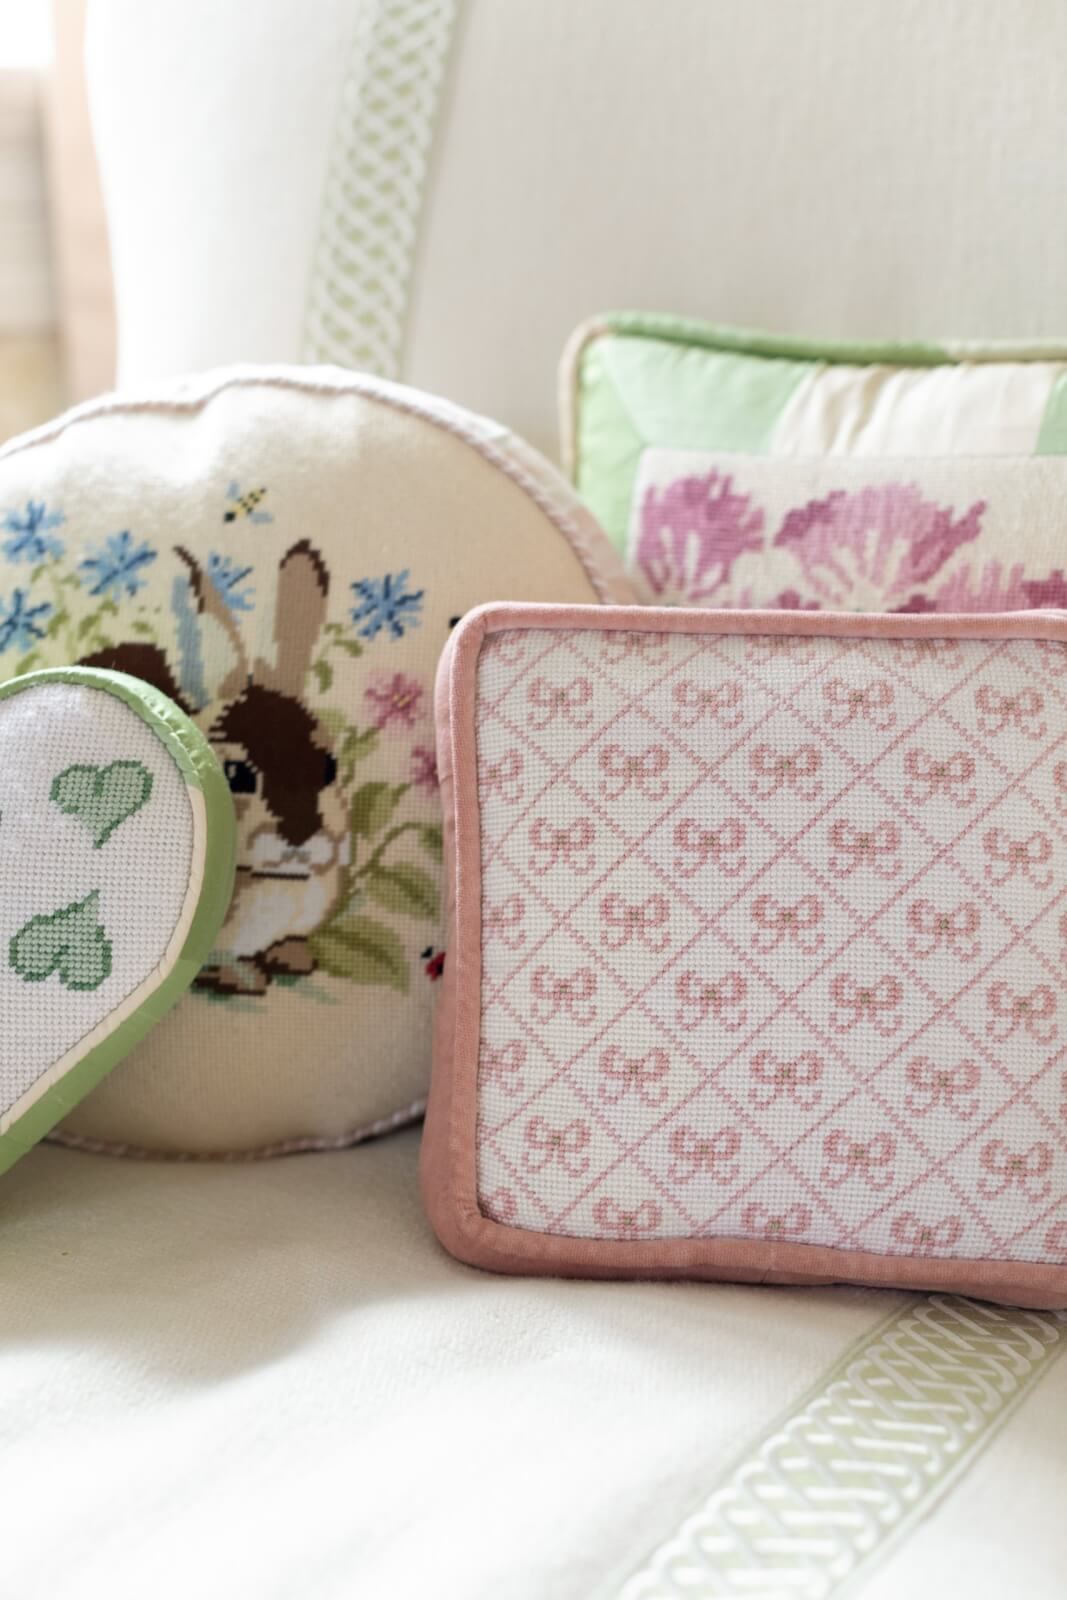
left=617, top=1295, right=1065, bottom=1599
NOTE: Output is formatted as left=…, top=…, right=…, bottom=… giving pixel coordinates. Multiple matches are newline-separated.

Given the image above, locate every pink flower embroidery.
left=637, top=470, right=764, bottom=604
left=410, top=744, right=439, bottom=791
left=364, top=671, right=424, bottom=730
left=773, top=483, right=984, bottom=610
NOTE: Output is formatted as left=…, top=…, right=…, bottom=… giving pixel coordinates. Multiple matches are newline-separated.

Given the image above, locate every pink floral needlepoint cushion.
left=423, top=602, right=1067, bottom=1307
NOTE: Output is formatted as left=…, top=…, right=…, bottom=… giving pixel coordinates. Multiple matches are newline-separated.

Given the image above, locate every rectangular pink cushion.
left=423, top=604, right=1067, bottom=1308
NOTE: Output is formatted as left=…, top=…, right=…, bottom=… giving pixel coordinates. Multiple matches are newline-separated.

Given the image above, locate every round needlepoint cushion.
left=0, top=367, right=631, bottom=1155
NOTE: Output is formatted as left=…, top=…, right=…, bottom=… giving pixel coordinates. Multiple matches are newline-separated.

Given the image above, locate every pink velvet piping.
left=421, top=604, right=1067, bottom=1307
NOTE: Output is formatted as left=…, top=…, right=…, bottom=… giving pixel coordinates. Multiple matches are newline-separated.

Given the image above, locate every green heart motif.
left=10, top=891, right=113, bottom=992
left=50, top=761, right=153, bottom=847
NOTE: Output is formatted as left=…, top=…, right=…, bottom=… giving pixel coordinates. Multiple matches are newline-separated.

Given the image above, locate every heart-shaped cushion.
left=0, top=666, right=236, bottom=1174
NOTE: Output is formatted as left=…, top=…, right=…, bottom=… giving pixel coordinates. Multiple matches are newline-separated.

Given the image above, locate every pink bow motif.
left=675, top=969, right=748, bottom=1032
left=978, top=1139, right=1053, bottom=1203
left=484, top=894, right=526, bottom=950
left=480, top=631, right=527, bottom=665
left=888, top=637, right=960, bottom=667
left=667, top=1125, right=742, bottom=1185
left=975, top=683, right=1047, bottom=741
left=827, top=818, right=902, bottom=880
left=479, top=1187, right=518, bottom=1224
left=1044, top=1220, right=1067, bottom=1257
left=479, top=1040, right=527, bottom=1096
left=524, top=1116, right=592, bottom=1177
left=1035, top=638, right=1067, bottom=677
left=749, top=1050, right=823, bottom=1111
left=597, top=1046, right=670, bottom=1107
left=1053, top=760, right=1067, bottom=815
left=601, top=630, right=668, bottom=664
left=527, top=674, right=594, bottom=730
left=591, top=1197, right=663, bottom=1238
left=601, top=892, right=671, bottom=952
left=751, top=894, right=825, bottom=955
left=528, top=815, right=595, bottom=876
left=822, top=677, right=896, bottom=731
left=820, top=1129, right=897, bottom=1190
left=906, top=899, right=981, bottom=962
left=889, top=1212, right=964, bottom=1253
left=749, top=743, right=822, bottom=801
left=1061, top=1066, right=1067, bottom=1124
left=982, top=827, right=1053, bottom=889
left=672, top=678, right=744, bottom=730
left=740, top=1202, right=812, bottom=1240
left=530, top=966, right=598, bottom=1026
left=599, top=742, right=670, bottom=801
left=987, top=981, right=1057, bottom=1043
left=673, top=816, right=746, bottom=879
left=903, top=1056, right=980, bottom=1119
left=903, top=748, right=977, bottom=807
left=745, top=635, right=816, bottom=665
left=480, top=748, right=525, bottom=804
left=828, top=973, right=903, bottom=1037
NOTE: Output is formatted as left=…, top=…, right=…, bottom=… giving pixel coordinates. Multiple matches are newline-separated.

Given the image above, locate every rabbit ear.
left=258, top=541, right=329, bottom=698
left=175, top=546, right=250, bottom=704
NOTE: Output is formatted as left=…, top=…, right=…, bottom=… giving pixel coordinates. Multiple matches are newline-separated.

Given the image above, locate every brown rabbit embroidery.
left=82, top=540, right=349, bottom=994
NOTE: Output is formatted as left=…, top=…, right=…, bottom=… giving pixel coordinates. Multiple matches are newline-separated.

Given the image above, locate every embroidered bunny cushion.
left=0, top=367, right=630, bottom=1156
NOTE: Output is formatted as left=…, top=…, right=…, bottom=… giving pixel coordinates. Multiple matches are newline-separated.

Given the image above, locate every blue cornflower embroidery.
left=0, top=588, right=52, bottom=654
left=79, top=530, right=157, bottom=599
left=350, top=570, right=424, bottom=641
left=206, top=552, right=255, bottom=612
left=2, top=501, right=64, bottom=562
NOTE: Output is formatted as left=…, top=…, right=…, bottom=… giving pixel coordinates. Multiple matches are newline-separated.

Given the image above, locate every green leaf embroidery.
left=364, top=861, right=438, bottom=918
left=10, top=891, right=113, bottom=991
left=419, top=823, right=444, bottom=862
left=349, top=780, right=405, bottom=839
left=309, top=914, right=409, bottom=991
left=311, top=656, right=333, bottom=693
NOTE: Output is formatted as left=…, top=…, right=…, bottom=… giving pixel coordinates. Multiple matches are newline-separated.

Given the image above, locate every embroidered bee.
left=223, top=482, right=272, bottom=524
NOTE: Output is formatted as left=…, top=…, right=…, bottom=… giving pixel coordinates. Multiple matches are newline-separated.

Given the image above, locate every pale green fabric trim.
left=616, top=1296, right=1065, bottom=1600
left=1036, top=370, right=1067, bottom=454
left=302, top=0, right=457, bottom=377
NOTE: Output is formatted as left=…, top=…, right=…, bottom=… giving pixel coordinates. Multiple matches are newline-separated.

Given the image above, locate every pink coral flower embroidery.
left=637, top=470, right=764, bottom=604
left=364, top=671, right=423, bottom=730
left=773, top=482, right=985, bottom=610
left=410, top=744, right=439, bottom=791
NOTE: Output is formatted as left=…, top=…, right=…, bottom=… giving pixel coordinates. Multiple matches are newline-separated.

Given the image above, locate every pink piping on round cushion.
left=0, top=365, right=634, bottom=606
left=44, top=1096, right=427, bottom=1162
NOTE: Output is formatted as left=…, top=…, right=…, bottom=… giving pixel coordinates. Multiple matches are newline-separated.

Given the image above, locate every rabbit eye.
left=322, top=752, right=338, bottom=787
left=224, top=758, right=258, bottom=795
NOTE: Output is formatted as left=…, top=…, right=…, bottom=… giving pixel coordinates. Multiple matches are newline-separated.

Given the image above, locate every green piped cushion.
left=0, top=668, right=235, bottom=1175
left=563, top=313, right=1067, bottom=612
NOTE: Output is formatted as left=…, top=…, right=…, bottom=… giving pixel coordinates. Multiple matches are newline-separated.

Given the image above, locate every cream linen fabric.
left=86, top=0, right=1067, bottom=457
left=1, top=1137, right=1064, bottom=1599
